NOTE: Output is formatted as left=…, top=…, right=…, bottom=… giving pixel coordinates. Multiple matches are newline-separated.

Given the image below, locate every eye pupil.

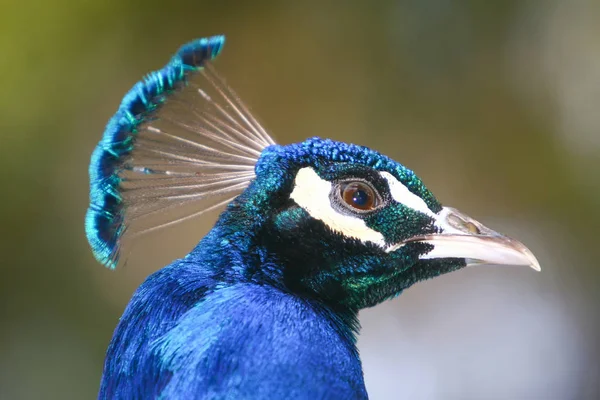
left=341, top=182, right=377, bottom=211
left=352, top=190, right=369, bottom=206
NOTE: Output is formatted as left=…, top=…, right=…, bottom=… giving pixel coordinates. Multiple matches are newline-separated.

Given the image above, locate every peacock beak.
left=390, top=207, right=541, bottom=271
left=414, top=233, right=541, bottom=271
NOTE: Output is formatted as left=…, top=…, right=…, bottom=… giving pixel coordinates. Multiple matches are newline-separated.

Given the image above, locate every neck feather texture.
left=99, top=220, right=367, bottom=399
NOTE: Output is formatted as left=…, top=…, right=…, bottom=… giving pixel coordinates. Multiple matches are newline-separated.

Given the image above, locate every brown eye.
left=341, top=182, right=377, bottom=211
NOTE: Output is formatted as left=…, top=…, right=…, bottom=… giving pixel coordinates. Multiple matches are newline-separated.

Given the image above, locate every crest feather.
left=86, top=35, right=275, bottom=268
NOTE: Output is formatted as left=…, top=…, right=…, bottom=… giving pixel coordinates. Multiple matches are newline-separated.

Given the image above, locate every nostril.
left=446, top=213, right=481, bottom=234
left=464, top=221, right=481, bottom=234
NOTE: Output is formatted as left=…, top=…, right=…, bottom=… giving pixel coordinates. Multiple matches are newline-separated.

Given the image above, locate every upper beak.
left=397, top=207, right=541, bottom=271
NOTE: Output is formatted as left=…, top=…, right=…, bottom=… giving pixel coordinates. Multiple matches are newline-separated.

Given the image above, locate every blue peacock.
left=86, top=35, right=540, bottom=399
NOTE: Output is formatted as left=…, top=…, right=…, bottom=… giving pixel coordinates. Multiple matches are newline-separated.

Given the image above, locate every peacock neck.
left=154, top=281, right=367, bottom=399
left=185, top=210, right=362, bottom=342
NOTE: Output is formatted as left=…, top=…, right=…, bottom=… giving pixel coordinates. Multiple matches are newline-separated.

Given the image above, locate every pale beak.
left=397, top=207, right=541, bottom=271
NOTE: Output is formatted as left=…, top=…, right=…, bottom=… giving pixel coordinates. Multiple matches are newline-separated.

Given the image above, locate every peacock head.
left=225, top=137, right=541, bottom=310
left=87, top=35, right=539, bottom=312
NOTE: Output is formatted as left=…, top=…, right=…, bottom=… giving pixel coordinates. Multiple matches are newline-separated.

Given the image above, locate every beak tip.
left=522, top=247, right=541, bottom=272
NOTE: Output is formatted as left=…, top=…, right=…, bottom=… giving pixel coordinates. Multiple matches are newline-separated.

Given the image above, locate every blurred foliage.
left=1, top=1, right=598, bottom=398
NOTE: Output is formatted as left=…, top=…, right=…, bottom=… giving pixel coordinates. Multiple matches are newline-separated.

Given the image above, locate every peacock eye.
left=340, top=182, right=378, bottom=211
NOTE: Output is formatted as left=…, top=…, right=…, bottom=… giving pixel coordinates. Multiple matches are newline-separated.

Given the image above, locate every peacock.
left=86, top=35, right=540, bottom=399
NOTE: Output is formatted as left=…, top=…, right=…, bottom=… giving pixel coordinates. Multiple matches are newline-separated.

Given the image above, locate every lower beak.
left=396, top=207, right=541, bottom=271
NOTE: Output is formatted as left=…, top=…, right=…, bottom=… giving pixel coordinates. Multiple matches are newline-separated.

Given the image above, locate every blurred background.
left=1, top=1, right=599, bottom=399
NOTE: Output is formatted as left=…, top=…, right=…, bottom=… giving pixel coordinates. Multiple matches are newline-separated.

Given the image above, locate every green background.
left=1, top=1, right=598, bottom=399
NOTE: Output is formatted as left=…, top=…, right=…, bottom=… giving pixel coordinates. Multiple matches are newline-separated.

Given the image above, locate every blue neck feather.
left=100, top=207, right=368, bottom=399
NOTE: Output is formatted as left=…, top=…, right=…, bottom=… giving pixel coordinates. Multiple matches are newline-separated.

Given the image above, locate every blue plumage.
left=88, top=35, right=540, bottom=399
left=102, top=262, right=366, bottom=398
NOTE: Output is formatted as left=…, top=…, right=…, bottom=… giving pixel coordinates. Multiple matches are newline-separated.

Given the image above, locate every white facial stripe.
left=379, top=171, right=449, bottom=254
left=290, top=167, right=386, bottom=247
left=380, top=171, right=436, bottom=218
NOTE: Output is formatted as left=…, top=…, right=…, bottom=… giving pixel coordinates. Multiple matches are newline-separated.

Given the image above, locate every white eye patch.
left=379, top=171, right=436, bottom=218
left=289, top=167, right=386, bottom=247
